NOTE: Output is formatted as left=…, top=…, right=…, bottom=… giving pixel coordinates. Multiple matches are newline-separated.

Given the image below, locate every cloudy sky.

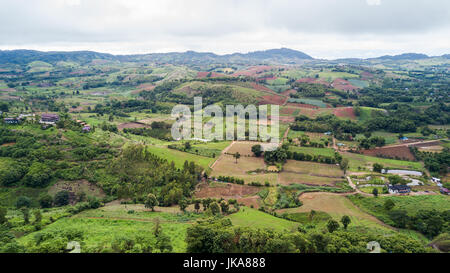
left=0, top=0, right=449, bottom=59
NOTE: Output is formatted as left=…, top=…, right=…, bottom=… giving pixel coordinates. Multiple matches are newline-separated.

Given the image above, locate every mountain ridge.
left=0, top=48, right=447, bottom=65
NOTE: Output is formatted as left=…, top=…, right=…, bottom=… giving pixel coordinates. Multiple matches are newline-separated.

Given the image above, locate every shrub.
left=39, top=195, right=53, bottom=208
left=54, top=191, right=70, bottom=207
left=16, top=196, right=32, bottom=208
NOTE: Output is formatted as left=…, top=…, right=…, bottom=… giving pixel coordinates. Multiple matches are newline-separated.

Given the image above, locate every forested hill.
left=0, top=48, right=313, bottom=65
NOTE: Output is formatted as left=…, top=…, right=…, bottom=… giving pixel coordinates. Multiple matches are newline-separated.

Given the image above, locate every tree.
left=372, top=188, right=379, bottom=197
left=145, top=194, right=159, bottom=212
left=33, top=209, right=42, bottom=224
left=209, top=202, right=221, bottom=215
left=373, top=163, right=383, bottom=173
left=251, top=145, right=263, bottom=157
left=339, top=158, right=349, bottom=175
left=220, top=200, right=229, bottom=215
left=184, top=141, right=192, bottom=150
left=309, top=210, right=316, bottom=221
left=327, top=219, right=340, bottom=233
left=233, top=152, right=241, bottom=164
left=39, top=195, right=53, bottom=208
left=153, top=217, right=162, bottom=237
left=194, top=200, right=201, bottom=213
left=156, top=233, right=173, bottom=253
left=179, top=198, right=188, bottom=212
left=0, top=207, right=7, bottom=225
left=16, top=196, right=31, bottom=209
left=54, top=191, right=70, bottom=207
left=384, top=199, right=395, bottom=211
left=23, top=162, right=52, bottom=188
left=341, top=215, right=351, bottom=230
left=21, top=208, right=30, bottom=224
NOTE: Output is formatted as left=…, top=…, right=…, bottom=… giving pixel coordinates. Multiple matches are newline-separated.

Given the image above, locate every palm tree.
left=233, top=152, right=241, bottom=164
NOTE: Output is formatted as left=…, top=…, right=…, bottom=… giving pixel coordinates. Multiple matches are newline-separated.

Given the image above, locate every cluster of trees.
left=106, top=145, right=202, bottom=206
left=290, top=83, right=328, bottom=97
left=389, top=209, right=449, bottom=238
left=358, top=136, right=386, bottom=149
left=286, top=151, right=339, bottom=165
left=0, top=127, right=115, bottom=189
left=216, top=176, right=245, bottom=185
left=186, top=218, right=431, bottom=253
left=411, top=147, right=450, bottom=175
left=291, top=115, right=363, bottom=137
left=100, top=122, right=118, bottom=133
left=123, top=122, right=172, bottom=141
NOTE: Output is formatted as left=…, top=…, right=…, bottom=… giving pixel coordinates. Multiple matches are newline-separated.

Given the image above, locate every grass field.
left=282, top=161, right=342, bottom=177
left=146, top=145, right=215, bottom=169
left=289, top=146, right=335, bottom=157
left=348, top=194, right=450, bottom=228
left=342, top=152, right=423, bottom=172
left=18, top=205, right=201, bottom=253
left=288, top=98, right=327, bottom=108
left=277, top=192, right=392, bottom=231
left=356, top=131, right=400, bottom=145
left=226, top=207, right=298, bottom=232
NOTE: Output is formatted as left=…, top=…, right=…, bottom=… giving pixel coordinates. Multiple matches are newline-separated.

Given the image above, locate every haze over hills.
left=0, top=48, right=447, bottom=66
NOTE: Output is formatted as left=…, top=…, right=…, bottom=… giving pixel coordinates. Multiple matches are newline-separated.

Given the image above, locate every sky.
left=0, top=0, right=449, bottom=59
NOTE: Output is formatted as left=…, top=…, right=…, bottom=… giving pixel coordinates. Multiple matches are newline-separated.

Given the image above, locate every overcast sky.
left=0, top=0, right=449, bottom=59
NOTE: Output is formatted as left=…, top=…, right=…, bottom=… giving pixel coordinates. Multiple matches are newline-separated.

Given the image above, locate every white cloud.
left=0, top=0, right=448, bottom=58
left=366, top=0, right=381, bottom=6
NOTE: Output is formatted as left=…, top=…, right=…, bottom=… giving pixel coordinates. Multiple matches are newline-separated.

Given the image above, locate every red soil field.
left=195, top=182, right=260, bottom=199
left=281, top=107, right=297, bottom=115
left=333, top=107, right=356, bottom=119
left=250, top=82, right=275, bottom=93
left=277, top=116, right=296, bottom=123
left=259, top=95, right=288, bottom=105
left=232, top=65, right=274, bottom=77
left=362, top=146, right=416, bottom=161
left=361, top=71, right=374, bottom=80
left=331, top=78, right=359, bottom=92
left=281, top=89, right=297, bottom=96
left=296, top=78, right=330, bottom=86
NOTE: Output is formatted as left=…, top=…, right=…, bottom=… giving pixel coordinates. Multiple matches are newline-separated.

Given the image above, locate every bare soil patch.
left=117, top=122, right=150, bottom=131
left=48, top=179, right=105, bottom=205
left=362, top=146, right=416, bottom=161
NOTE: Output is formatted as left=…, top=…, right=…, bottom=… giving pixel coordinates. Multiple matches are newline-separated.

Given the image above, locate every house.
left=40, top=113, right=60, bottom=124
left=82, top=126, right=91, bottom=133
left=431, top=177, right=441, bottom=183
left=440, top=188, right=450, bottom=195
left=388, top=184, right=411, bottom=194
left=3, top=117, right=20, bottom=124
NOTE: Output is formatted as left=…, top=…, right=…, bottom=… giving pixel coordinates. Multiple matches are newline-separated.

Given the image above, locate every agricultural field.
left=342, top=152, right=424, bottom=172
left=226, top=207, right=298, bottom=232
left=279, top=161, right=344, bottom=187
left=277, top=192, right=392, bottom=230
left=0, top=46, right=448, bottom=255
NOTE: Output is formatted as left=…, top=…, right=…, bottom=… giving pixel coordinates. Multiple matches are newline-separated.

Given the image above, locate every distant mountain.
left=0, top=48, right=313, bottom=65
left=0, top=48, right=446, bottom=66
left=226, top=48, right=313, bottom=60
left=0, top=50, right=116, bottom=65
left=371, top=53, right=430, bottom=61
